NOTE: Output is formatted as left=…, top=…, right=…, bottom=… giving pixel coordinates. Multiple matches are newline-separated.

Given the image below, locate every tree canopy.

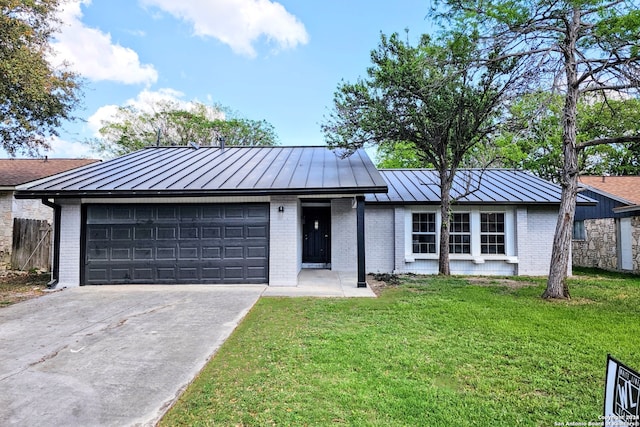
left=322, top=32, right=518, bottom=274
left=0, top=0, right=81, bottom=156
left=90, top=100, right=278, bottom=157
left=489, top=93, right=640, bottom=180
left=435, top=0, right=640, bottom=298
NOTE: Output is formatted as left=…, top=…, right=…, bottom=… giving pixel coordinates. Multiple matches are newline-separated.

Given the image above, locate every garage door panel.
left=111, top=248, right=131, bottom=260
left=157, top=227, right=177, bottom=239
left=202, top=246, right=222, bottom=259
left=112, top=227, right=132, bottom=240
left=224, top=226, right=244, bottom=238
left=84, top=204, right=269, bottom=285
left=134, top=227, right=154, bottom=240
left=202, top=227, right=221, bottom=238
left=156, top=246, right=177, bottom=260
left=179, top=227, right=199, bottom=239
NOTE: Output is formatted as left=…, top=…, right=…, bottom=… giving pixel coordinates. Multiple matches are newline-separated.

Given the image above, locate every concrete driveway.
left=0, top=285, right=265, bottom=426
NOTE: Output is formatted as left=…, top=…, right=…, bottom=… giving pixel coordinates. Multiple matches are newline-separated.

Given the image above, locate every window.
left=573, top=220, right=586, bottom=240
left=481, top=213, right=505, bottom=254
left=412, top=213, right=436, bottom=254
left=449, top=213, right=471, bottom=254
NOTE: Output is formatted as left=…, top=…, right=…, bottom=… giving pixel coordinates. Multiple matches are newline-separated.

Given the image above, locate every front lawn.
left=161, top=269, right=640, bottom=426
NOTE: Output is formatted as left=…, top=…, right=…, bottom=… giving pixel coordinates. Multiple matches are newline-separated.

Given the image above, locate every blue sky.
left=15, top=0, right=436, bottom=158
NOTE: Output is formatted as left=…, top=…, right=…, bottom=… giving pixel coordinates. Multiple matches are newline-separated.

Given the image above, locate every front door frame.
left=302, top=204, right=331, bottom=268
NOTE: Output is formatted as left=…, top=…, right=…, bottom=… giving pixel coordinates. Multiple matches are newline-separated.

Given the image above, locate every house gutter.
left=41, top=198, right=60, bottom=289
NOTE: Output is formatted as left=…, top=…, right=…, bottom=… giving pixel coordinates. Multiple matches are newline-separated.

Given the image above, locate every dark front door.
left=302, top=207, right=331, bottom=264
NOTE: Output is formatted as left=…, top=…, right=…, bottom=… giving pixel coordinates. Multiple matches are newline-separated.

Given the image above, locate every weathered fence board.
left=10, top=218, right=51, bottom=271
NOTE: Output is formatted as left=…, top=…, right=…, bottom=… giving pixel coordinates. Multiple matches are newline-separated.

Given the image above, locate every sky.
left=11, top=0, right=437, bottom=159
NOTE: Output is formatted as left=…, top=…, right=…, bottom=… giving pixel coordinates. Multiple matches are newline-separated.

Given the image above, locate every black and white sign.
left=604, top=355, right=640, bottom=427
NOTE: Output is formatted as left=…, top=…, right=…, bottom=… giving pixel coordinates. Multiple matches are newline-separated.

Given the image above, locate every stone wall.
left=572, top=218, right=617, bottom=270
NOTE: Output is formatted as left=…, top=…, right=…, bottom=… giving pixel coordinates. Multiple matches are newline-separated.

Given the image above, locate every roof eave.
left=14, top=186, right=389, bottom=200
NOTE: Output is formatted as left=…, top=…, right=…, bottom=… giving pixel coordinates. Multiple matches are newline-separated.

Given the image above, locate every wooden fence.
left=10, top=218, right=51, bottom=271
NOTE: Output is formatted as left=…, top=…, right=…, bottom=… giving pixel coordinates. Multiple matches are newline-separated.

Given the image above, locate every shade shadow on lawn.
left=161, top=270, right=640, bottom=426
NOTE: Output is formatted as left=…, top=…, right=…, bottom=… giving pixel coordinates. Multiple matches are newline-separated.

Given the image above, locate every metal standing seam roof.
left=15, top=146, right=388, bottom=198
left=367, top=169, right=597, bottom=205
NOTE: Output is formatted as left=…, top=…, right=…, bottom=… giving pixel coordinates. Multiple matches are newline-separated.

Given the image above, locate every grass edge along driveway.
left=161, top=269, right=640, bottom=426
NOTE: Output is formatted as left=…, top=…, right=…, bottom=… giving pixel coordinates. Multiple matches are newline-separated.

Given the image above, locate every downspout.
left=41, top=198, right=60, bottom=289
left=356, top=196, right=366, bottom=288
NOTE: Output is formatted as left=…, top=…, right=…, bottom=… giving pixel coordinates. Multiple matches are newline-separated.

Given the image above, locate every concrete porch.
left=262, top=269, right=376, bottom=297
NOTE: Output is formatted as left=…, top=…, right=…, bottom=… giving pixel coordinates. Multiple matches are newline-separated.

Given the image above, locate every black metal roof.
left=16, top=146, right=388, bottom=198
left=367, top=169, right=596, bottom=205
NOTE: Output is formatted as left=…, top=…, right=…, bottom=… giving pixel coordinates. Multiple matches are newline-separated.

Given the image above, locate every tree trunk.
left=439, top=173, right=452, bottom=275
left=544, top=7, right=580, bottom=299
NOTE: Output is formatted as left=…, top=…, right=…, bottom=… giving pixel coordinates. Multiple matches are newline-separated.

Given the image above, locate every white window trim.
left=405, top=206, right=517, bottom=263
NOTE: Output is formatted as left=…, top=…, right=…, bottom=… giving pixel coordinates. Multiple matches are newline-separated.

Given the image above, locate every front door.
left=302, top=207, right=331, bottom=265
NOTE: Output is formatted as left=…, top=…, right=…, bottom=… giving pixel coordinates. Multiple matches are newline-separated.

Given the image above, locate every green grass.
left=160, top=268, right=640, bottom=426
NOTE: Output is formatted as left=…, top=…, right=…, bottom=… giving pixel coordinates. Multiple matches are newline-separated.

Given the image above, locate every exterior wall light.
left=278, top=206, right=285, bottom=212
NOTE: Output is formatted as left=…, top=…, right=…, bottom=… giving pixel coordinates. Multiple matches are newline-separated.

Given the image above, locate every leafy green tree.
left=91, top=100, right=278, bottom=157
left=436, top=0, right=640, bottom=298
left=0, top=0, right=81, bottom=156
left=494, top=93, right=640, bottom=180
left=322, top=32, right=517, bottom=274
left=376, top=141, right=425, bottom=169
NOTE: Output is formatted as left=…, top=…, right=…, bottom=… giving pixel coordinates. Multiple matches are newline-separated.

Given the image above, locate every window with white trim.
left=412, top=213, right=436, bottom=254
left=449, top=213, right=471, bottom=254
left=480, top=212, right=505, bottom=254
left=572, top=220, right=586, bottom=240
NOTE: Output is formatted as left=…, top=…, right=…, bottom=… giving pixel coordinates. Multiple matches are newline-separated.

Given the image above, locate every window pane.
left=412, top=213, right=436, bottom=254
left=480, top=213, right=506, bottom=254
left=572, top=220, right=585, bottom=240
left=413, top=234, right=436, bottom=254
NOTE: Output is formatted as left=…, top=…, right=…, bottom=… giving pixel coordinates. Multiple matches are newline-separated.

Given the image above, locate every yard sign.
left=604, top=355, right=640, bottom=427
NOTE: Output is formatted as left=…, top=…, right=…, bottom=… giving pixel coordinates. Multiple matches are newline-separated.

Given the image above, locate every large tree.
left=495, top=93, right=640, bottom=180
left=322, top=32, right=518, bottom=274
left=0, top=0, right=81, bottom=156
left=91, top=100, right=278, bottom=157
left=437, top=0, right=640, bottom=298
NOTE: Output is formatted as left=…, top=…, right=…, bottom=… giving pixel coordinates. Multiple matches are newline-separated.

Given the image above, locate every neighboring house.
left=0, top=158, right=100, bottom=266
left=15, top=146, right=593, bottom=288
left=574, top=176, right=640, bottom=273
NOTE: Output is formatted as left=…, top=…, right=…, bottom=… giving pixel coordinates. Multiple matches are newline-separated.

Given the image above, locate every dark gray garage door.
left=84, top=204, right=269, bottom=285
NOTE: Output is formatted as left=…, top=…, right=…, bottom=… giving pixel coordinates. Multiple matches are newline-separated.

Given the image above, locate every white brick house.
left=15, top=147, right=590, bottom=288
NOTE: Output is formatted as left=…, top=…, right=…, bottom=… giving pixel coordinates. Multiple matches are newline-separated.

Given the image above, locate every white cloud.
left=51, top=0, right=158, bottom=85
left=45, top=136, right=100, bottom=159
left=140, top=0, right=309, bottom=57
left=87, top=88, right=224, bottom=134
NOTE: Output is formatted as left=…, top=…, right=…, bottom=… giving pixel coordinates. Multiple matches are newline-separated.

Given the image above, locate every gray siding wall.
left=331, top=198, right=357, bottom=272
left=365, top=206, right=395, bottom=273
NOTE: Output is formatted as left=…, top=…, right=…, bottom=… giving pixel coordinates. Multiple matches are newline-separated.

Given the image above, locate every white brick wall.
left=386, top=204, right=557, bottom=276
left=58, top=202, right=81, bottom=287
left=365, top=206, right=395, bottom=273
left=331, top=198, right=357, bottom=272
left=269, top=196, right=300, bottom=286
left=515, top=206, right=559, bottom=276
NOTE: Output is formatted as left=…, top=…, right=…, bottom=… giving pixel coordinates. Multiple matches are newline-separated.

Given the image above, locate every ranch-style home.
left=14, top=146, right=594, bottom=288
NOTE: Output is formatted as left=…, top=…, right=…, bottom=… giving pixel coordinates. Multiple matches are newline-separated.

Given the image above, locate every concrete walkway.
left=0, top=285, right=264, bottom=426
left=262, top=269, right=377, bottom=297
